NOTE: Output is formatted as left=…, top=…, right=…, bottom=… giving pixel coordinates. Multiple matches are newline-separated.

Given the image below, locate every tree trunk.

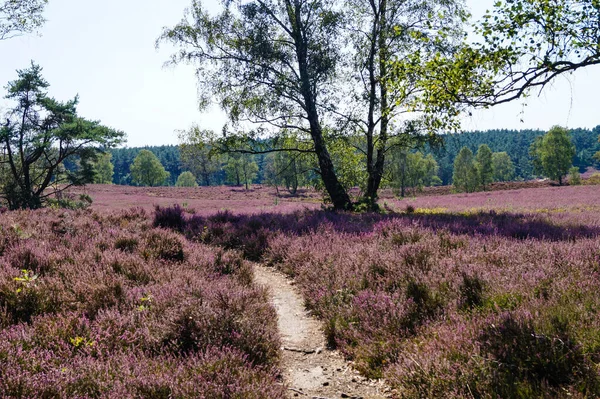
left=364, top=0, right=389, bottom=210
left=288, top=0, right=352, bottom=210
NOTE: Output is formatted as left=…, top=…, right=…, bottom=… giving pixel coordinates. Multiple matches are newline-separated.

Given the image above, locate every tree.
left=176, top=171, right=198, bottom=187
left=343, top=0, right=466, bottom=206
left=530, top=126, right=575, bottom=185
left=492, top=152, right=515, bottom=182
left=159, top=0, right=352, bottom=210
left=453, top=147, right=479, bottom=193
left=475, top=144, right=493, bottom=190
left=0, top=0, right=47, bottom=40
left=389, top=150, right=440, bottom=197
left=594, top=134, right=600, bottom=165
left=397, top=1, right=600, bottom=112
left=130, top=150, right=170, bottom=187
left=93, top=152, right=114, bottom=184
left=265, top=136, right=315, bottom=195
left=178, top=126, right=222, bottom=186
left=568, top=166, right=581, bottom=185
left=224, top=154, right=258, bottom=190
left=0, top=63, right=123, bottom=209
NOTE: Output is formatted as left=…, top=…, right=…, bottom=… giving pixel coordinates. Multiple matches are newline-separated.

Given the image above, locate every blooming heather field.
left=153, top=184, right=600, bottom=398
left=0, top=208, right=285, bottom=398
left=3, top=184, right=600, bottom=398
left=74, top=184, right=322, bottom=215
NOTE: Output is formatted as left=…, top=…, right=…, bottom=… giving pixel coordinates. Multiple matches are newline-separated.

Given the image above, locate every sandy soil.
left=254, top=265, right=392, bottom=399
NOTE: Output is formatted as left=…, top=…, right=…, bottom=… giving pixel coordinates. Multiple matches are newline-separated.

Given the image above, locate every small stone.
left=322, top=382, right=329, bottom=387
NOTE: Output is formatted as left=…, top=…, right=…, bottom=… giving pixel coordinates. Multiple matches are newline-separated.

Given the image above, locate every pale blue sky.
left=1, top=0, right=598, bottom=147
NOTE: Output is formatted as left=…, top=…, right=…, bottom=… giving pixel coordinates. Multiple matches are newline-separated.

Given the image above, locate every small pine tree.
left=476, top=144, right=494, bottom=190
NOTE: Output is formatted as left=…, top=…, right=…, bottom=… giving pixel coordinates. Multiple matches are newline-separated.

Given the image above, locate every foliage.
left=178, top=126, right=222, bottom=186
left=452, top=147, right=479, bottom=192
left=0, top=208, right=283, bottom=397
left=92, top=152, right=114, bottom=184
left=224, top=154, right=259, bottom=191
left=111, top=146, right=181, bottom=185
left=492, top=151, right=516, bottom=182
left=158, top=0, right=353, bottom=210
left=175, top=171, right=198, bottom=187
left=427, top=127, right=600, bottom=185
left=394, top=0, right=600, bottom=114
left=341, top=0, right=467, bottom=204
left=130, top=149, right=170, bottom=187
left=263, top=136, right=316, bottom=195
left=530, top=126, right=576, bottom=185
left=389, top=150, right=441, bottom=197
left=105, top=126, right=600, bottom=192
left=0, top=0, right=47, bottom=40
left=154, top=196, right=600, bottom=397
left=568, top=166, right=582, bottom=185
left=154, top=204, right=186, bottom=231
left=0, top=63, right=123, bottom=209
left=475, top=144, right=494, bottom=190
left=47, top=193, right=93, bottom=210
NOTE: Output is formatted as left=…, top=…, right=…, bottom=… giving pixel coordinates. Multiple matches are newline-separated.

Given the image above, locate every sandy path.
left=254, top=265, right=391, bottom=399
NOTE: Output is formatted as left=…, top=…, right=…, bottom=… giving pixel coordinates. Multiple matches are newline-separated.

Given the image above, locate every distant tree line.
left=427, top=126, right=600, bottom=185
left=102, top=125, right=600, bottom=194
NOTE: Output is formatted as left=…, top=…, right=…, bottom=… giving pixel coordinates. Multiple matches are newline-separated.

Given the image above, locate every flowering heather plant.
left=0, top=208, right=284, bottom=398
left=154, top=192, right=600, bottom=397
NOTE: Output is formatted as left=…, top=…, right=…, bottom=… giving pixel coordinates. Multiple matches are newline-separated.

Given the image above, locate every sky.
left=1, top=0, right=599, bottom=148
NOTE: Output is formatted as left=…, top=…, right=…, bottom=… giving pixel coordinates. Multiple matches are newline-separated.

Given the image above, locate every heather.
left=158, top=186, right=600, bottom=398
left=0, top=208, right=284, bottom=398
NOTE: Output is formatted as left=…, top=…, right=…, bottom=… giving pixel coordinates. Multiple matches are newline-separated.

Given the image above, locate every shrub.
left=154, top=205, right=186, bottom=231
left=0, top=208, right=284, bottom=397
left=143, top=230, right=185, bottom=262
left=569, top=166, right=582, bottom=185
left=114, top=236, right=139, bottom=253
left=478, top=314, right=599, bottom=397
left=458, top=274, right=485, bottom=310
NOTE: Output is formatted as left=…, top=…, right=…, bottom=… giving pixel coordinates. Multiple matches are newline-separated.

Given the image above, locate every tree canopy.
left=0, top=63, right=124, bottom=209
left=159, top=0, right=352, bottom=209
left=396, top=0, right=600, bottom=112
left=130, top=150, right=170, bottom=187
left=530, top=126, right=575, bottom=185
left=0, top=0, right=47, bottom=40
left=159, top=0, right=468, bottom=209
left=475, top=144, right=493, bottom=190
left=175, top=171, right=198, bottom=187
left=453, top=147, right=479, bottom=193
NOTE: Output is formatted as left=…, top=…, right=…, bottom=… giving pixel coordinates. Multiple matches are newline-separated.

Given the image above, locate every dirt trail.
left=254, top=265, right=391, bottom=399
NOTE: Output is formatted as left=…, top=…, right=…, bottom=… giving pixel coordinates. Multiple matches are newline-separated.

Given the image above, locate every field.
left=2, top=183, right=600, bottom=398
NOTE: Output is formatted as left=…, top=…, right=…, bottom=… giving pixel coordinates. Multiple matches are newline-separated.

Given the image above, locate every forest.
left=108, top=126, right=600, bottom=189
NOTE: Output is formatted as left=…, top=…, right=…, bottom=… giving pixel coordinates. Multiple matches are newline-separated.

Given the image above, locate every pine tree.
left=476, top=144, right=494, bottom=190
left=453, top=147, right=479, bottom=193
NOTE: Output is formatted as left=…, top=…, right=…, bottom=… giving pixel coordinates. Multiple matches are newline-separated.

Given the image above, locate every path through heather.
left=254, top=265, right=391, bottom=399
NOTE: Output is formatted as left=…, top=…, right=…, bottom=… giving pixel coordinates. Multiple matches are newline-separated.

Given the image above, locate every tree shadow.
left=180, top=207, right=600, bottom=243
left=150, top=206, right=600, bottom=261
